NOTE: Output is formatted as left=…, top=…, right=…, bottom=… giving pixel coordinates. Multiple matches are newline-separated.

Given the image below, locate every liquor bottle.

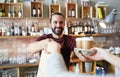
left=32, top=4, right=36, bottom=17
left=68, top=23, right=72, bottom=34
left=84, top=22, right=88, bottom=34
left=51, top=8, right=54, bottom=15
left=71, top=8, right=75, bottom=18
left=11, top=22, right=15, bottom=36
left=18, top=26, right=22, bottom=36
left=14, top=25, right=19, bottom=36
left=1, top=4, right=5, bottom=17
left=2, top=21, right=7, bottom=36
left=6, top=25, right=11, bottom=36
left=38, top=4, right=41, bottom=17
left=8, top=5, right=11, bottom=17
left=0, top=6, right=2, bottom=17
left=31, top=22, right=35, bottom=32
left=78, top=21, right=83, bottom=34
left=18, top=6, right=22, bottom=17
left=68, top=9, right=72, bottom=17
left=64, top=22, right=68, bottom=35
left=12, top=6, right=16, bottom=17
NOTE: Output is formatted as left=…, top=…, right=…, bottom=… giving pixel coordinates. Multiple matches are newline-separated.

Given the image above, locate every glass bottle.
left=10, top=22, right=15, bottom=36
left=2, top=21, right=7, bottom=36
left=6, top=25, right=11, bottom=36
left=1, top=4, right=5, bottom=17
left=51, top=8, right=54, bottom=15
left=32, top=4, right=36, bottom=17
left=18, top=6, right=22, bottom=17
left=38, top=4, right=41, bottom=17
left=68, top=8, right=72, bottom=17
left=8, top=5, right=11, bottom=17
left=71, top=8, right=75, bottom=18
left=31, top=22, right=35, bottom=32
left=12, top=6, right=16, bottom=17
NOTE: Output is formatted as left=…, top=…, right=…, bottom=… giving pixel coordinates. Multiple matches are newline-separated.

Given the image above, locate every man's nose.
left=56, top=22, right=61, bottom=27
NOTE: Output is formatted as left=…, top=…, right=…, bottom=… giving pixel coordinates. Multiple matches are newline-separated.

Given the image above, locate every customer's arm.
left=87, top=47, right=120, bottom=68
left=41, top=40, right=93, bottom=77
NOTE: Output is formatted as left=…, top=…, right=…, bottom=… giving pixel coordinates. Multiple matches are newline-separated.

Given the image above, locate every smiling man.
left=27, top=12, right=76, bottom=77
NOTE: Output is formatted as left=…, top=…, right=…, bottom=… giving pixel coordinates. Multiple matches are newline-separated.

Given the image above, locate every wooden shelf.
left=0, top=36, right=38, bottom=39
left=80, top=6, right=93, bottom=19
left=69, top=33, right=120, bottom=37
left=66, top=3, right=78, bottom=18
left=70, top=58, right=80, bottom=63
left=30, top=1, right=43, bottom=18
left=49, top=4, right=61, bottom=18
left=0, top=33, right=119, bottom=39
left=0, top=62, right=39, bottom=69
left=0, top=2, right=23, bottom=18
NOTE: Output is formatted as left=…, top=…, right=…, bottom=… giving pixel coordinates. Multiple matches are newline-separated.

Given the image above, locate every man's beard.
left=52, top=27, right=64, bottom=35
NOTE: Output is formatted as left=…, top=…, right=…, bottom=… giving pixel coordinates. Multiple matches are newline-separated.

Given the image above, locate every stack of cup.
left=75, top=37, right=95, bottom=73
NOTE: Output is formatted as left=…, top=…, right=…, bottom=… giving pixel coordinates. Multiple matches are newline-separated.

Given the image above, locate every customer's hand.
left=74, top=51, right=92, bottom=62
left=86, top=47, right=110, bottom=61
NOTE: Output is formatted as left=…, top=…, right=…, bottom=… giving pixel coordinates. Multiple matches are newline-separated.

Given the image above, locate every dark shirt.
left=36, top=34, right=76, bottom=69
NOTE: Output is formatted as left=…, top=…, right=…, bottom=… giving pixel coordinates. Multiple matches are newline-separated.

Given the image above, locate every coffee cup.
left=81, top=37, right=95, bottom=49
left=76, top=38, right=82, bottom=48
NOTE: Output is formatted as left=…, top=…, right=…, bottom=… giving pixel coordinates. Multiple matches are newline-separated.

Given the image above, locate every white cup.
left=115, top=66, right=120, bottom=77
left=84, top=62, right=92, bottom=73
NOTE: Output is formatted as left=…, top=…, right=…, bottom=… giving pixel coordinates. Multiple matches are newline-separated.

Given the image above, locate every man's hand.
left=44, top=40, right=61, bottom=54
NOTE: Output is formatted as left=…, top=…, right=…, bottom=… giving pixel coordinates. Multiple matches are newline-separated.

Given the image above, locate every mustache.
left=55, top=27, right=62, bottom=29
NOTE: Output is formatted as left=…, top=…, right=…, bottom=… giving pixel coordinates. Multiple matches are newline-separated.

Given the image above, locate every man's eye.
left=60, top=21, right=64, bottom=24
left=53, top=21, right=57, bottom=24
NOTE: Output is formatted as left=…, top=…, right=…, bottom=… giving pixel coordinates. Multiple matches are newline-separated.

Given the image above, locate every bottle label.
left=33, top=10, right=36, bottom=16
left=18, top=12, right=22, bottom=17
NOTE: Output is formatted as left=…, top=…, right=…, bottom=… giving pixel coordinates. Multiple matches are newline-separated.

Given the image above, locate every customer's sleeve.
left=46, top=53, right=82, bottom=77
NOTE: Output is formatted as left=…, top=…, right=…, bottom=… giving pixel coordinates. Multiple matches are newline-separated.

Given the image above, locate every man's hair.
left=50, top=12, right=65, bottom=23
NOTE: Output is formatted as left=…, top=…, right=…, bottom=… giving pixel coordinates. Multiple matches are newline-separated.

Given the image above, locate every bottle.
left=11, top=22, right=15, bottom=36
left=18, top=25, right=22, bottom=36
left=1, top=4, right=5, bottom=17
left=31, top=22, right=35, bottom=32
left=68, top=23, right=72, bottom=34
left=6, top=25, right=11, bottom=36
left=8, top=5, right=11, bottom=17
left=68, top=9, right=72, bottom=17
left=71, top=8, right=75, bottom=18
left=32, top=4, right=36, bottom=17
left=0, top=6, right=2, bottom=17
left=64, top=22, right=68, bottom=35
left=38, top=5, right=41, bottom=17
left=51, top=8, right=54, bottom=15
left=14, top=24, right=19, bottom=36
left=2, top=21, right=7, bottom=36
left=78, top=21, right=83, bottom=34
left=18, top=6, right=22, bottom=17
left=12, top=6, right=16, bottom=17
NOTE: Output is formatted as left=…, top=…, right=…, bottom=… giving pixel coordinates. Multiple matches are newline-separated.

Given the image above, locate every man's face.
left=51, top=15, right=65, bottom=35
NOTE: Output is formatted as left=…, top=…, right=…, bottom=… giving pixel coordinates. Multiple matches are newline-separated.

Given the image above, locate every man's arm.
left=27, top=39, right=51, bottom=54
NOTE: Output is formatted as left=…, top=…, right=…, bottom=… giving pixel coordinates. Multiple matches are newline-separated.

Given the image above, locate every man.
left=41, top=40, right=120, bottom=77
left=27, top=12, right=76, bottom=76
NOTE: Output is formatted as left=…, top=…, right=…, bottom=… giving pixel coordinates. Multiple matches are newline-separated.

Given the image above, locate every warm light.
left=99, top=9, right=118, bottom=28
left=99, top=21, right=107, bottom=28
